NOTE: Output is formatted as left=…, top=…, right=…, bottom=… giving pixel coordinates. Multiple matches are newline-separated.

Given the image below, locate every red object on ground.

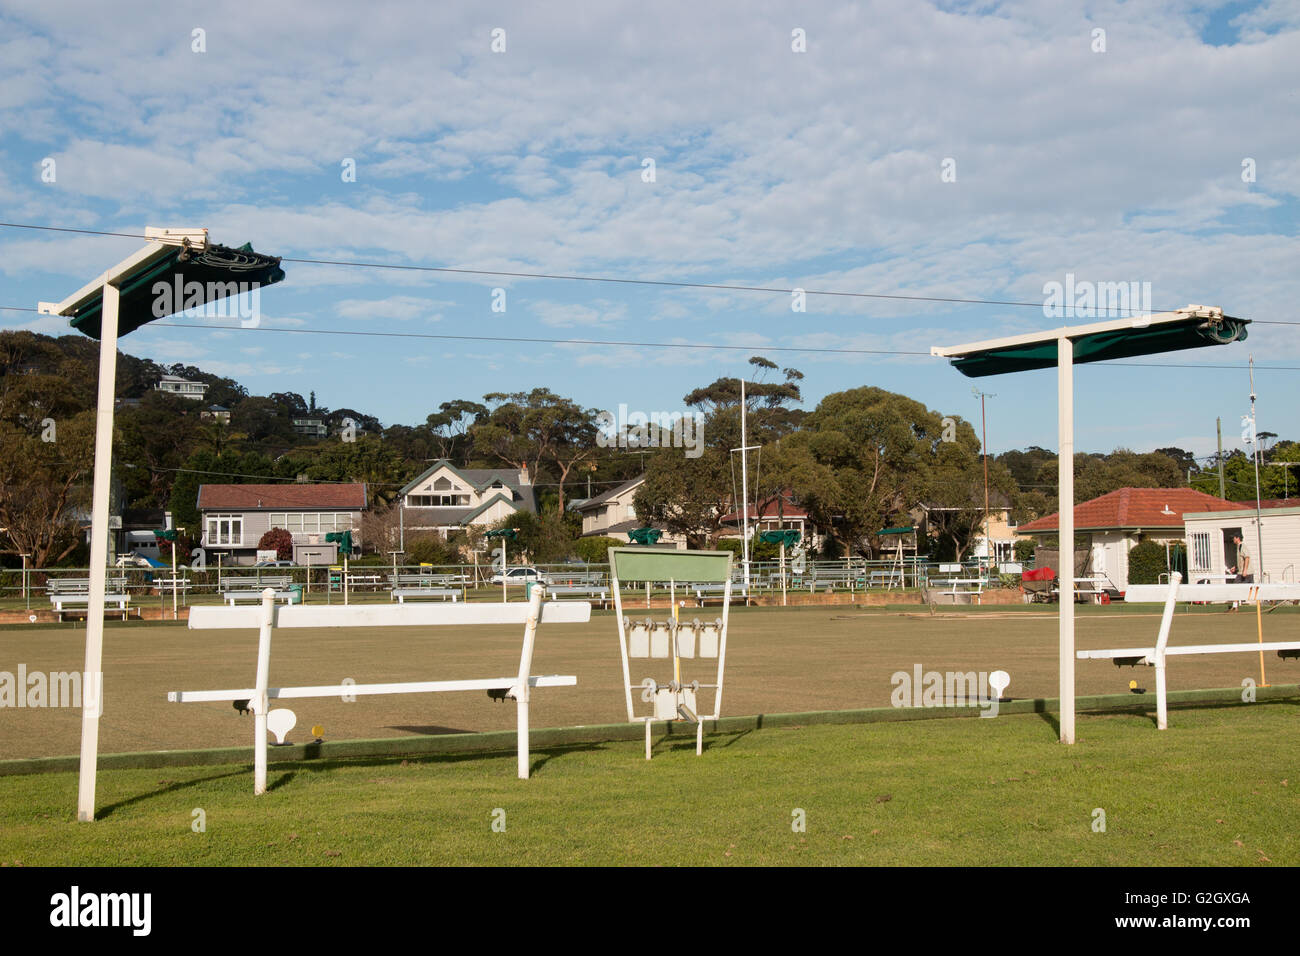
left=1022, top=567, right=1055, bottom=582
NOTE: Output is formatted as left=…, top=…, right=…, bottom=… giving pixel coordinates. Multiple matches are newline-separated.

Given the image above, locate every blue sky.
left=1, top=0, right=1297, bottom=461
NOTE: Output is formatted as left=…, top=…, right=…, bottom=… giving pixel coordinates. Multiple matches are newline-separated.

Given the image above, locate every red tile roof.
left=1017, top=487, right=1247, bottom=533
left=197, top=483, right=367, bottom=511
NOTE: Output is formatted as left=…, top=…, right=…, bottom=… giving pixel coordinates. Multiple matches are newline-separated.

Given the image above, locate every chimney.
left=519, top=464, right=531, bottom=486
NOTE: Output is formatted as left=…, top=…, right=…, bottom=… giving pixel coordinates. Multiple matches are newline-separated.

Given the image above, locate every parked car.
left=489, top=566, right=548, bottom=585
left=254, top=559, right=295, bottom=568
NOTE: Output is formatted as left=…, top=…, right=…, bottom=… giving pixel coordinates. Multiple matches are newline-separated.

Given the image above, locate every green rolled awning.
left=68, top=242, right=286, bottom=339
left=759, top=530, right=801, bottom=546
left=879, top=526, right=914, bottom=535
left=950, top=316, right=1249, bottom=378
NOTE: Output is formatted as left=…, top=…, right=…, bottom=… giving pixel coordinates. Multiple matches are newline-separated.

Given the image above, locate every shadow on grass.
left=386, top=725, right=478, bottom=736
left=259, top=742, right=611, bottom=779
left=653, top=728, right=752, bottom=757
left=96, top=768, right=249, bottom=819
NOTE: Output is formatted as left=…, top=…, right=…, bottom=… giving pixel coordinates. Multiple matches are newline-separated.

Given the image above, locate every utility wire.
left=2, top=219, right=1297, bottom=324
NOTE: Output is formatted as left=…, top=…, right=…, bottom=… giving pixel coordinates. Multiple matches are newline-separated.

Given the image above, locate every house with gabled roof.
left=398, top=460, right=537, bottom=537
left=571, top=474, right=686, bottom=548
left=196, top=482, right=367, bottom=566
left=1015, top=487, right=1246, bottom=587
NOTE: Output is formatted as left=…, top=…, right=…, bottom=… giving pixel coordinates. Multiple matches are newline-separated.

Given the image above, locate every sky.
left=1, top=0, right=1297, bottom=463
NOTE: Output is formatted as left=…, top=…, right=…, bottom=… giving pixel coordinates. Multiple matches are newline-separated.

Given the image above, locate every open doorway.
left=1222, top=527, right=1246, bottom=581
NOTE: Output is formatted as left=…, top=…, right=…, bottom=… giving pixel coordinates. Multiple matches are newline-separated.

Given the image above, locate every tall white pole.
left=253, top=589, right=275, bottom=795
left=1249, top=357, right=1265, bottom=581
left=77, top=279, right=120, bottom=821
left=740, top=378, right=751, bottom=592
left=171, top=539, right=178, bottom=620
left=1058, top=336, right=1075, bottom=745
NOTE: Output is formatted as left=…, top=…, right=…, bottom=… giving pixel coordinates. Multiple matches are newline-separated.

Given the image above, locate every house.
left=1183, top=501, right=1300, bottom=583
left=571, top=475, right=685, bottom=548
left=292, top=418, right=328, bottom=438
left=914, top=492, right=1016, bottom=563
left=1015, top=487, right=1247, bottom=588
left=156, top=374, right=208, bottom=401
left=196, top=483, right=367, bottom=566
left=201, top=405, right=231, bottom=425
left=398, top=461, right=537, bottom=538
left=719, top=488, right=820, bottom=552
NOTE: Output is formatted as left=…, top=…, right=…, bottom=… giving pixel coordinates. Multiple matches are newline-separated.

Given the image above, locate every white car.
left=490, top=566, right=548, bottom=585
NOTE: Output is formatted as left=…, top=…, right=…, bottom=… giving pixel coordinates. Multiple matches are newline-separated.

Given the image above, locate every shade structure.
left=931, top=305, right=1249, bottom=746
left=878, top=526, right=914, bottom=536
left=37, top=227, right=286, bottom=822
left=627, top=527, right=663, bottom=545
left=60, top=241, right=285, bottom=340
left=759, top=529, right=801, bottom=546
left=943, top=307, right=1248, bottom=378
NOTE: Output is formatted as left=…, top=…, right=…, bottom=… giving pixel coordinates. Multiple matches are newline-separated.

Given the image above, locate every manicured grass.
left=3, top=603, right=1298, bottom=760
left=1, top=703, right=1295, bottom=866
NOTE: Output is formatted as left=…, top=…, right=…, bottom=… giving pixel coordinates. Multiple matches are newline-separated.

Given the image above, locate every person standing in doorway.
left=1230, top=533, right=1254, bottom=583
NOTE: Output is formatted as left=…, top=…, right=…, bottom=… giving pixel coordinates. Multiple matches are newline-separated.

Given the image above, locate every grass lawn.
left=2, top=603, right=1297, bottom=760
left=0, top=702, right=1295, bottom=866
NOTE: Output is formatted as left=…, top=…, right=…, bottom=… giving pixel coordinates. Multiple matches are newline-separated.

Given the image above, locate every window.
left=205, top=514, right=243, bottom=546
left=408, top=494, right=469, bottom=507
left=433, top=477, right=453, bottom=490
left=1190, top=532, right=1212, bottom=574
left=268, top=513, right=353, bottom=533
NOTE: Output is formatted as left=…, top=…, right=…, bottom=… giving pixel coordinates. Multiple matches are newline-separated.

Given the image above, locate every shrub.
left=1126, top=540, right=1169, bottom=585
left=574, top=536, right=622, bottom=564
left=1013, top=539, right=1036, bottom=564
left=257, top=527, right=294, bottom=560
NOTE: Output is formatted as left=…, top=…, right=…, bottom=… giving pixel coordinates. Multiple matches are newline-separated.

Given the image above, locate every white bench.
left=226, top=590, right=294, bottom=606
left=391, top=587, right=460, bottom=603
left=693, top=583, right=748, bottom=606
left=1077, top=574, right=1300, bottom=729
left=48, top=578, right=133, bottom=621
left=171, top=586, right=591, bottom=790
left=941, top=578, right=985, bottom=604
left=547, top=585, right=610, bottom=607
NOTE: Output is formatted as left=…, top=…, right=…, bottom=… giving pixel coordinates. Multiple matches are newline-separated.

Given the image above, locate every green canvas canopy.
left=948, top=315, right=1248, bottom=378
left=879, top=526, right=914, bottom=536
left=758, top=529, right=801, bottom=546
left=608, top=547, right=732, bottom=583
left=67, top=242, right=286, bottom=340
left=627, top=527, right=663, bottom=545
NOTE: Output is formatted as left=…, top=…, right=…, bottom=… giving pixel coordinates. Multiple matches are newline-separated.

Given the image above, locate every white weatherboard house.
left=1015, top=487, right=1248, bottom=589
left=197, top=483, right=367, bottom=566
left=572, top=475, right=685, bottom=547
left=1183, top=501, right=1300, bottom=583
left=398, top=460, right=537, bottom=537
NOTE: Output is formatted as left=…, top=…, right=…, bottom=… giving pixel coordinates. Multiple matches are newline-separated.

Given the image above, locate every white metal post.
left=740, top=378, right=751, bottom=593
left=1058, top=336, right=1075, bottom=745
left=76, top=279, right=120, bottom=822
left=171, top=538, right=178, bottom=620
left=1153, top=573, right=1181, bottom=730
left=253, top=589, right=275, bottom=795
left=514, top=583, right=544, bottom=779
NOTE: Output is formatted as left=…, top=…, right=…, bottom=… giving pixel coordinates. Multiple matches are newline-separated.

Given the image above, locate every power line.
left=3, top=219, right=1297, bottom=323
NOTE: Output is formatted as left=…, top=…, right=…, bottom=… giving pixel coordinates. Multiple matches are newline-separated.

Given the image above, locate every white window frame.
left=205, top=513, right=243, bottom=547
